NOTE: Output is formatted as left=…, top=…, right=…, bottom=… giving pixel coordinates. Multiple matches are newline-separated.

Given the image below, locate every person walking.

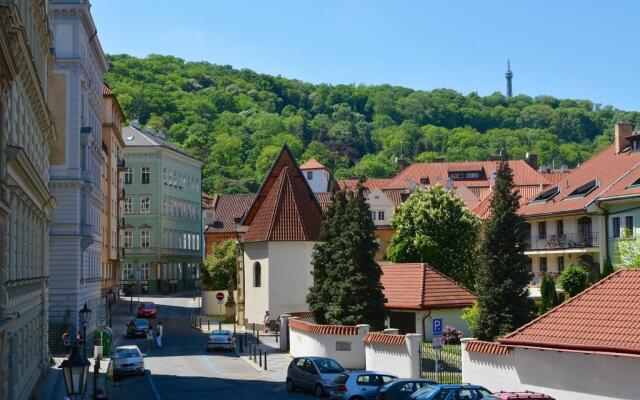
left=263, top=310, right=271, bottom=334
left=156, top=322, right=163, bottom=348
left=62, top=331, right=71, bottom=355
left=146, top=324, right=154, bottom=353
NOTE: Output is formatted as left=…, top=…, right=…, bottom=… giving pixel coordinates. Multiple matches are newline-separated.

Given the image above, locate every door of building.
left=389, top=311, right=416, bottom=334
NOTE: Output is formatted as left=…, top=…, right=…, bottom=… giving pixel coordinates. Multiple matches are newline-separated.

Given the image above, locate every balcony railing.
left=525, top=232, right=599, bottom=251
left=117, top=158, right=126, bottom=170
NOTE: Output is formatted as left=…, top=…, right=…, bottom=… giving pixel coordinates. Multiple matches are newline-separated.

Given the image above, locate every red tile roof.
left=520, top=145, right=640, bottom=217
left=541, top=171, right=571, bottom=184
left=471, top=189, right=537, bottom=220
left=337, top=178, right=392, bottom=191
left=595, top=162, right=640, bottom=200
left=500, top=269, right=640, bottom=357
left=289, top=318, right=360, bottom=335
left=363, top=332, right=406, bottom=346
left=380, top=263, right=476, bottom=310
left=243, top=146, right=323, bottom=242
left=300, top=158, right=329, bottom=171
left=102, top=84, right=114, bottom=95
left=382, top=189, right=406, bottom=207
left=314, top=192, right=333, bottom=213
left=289, top=311, right=314, bottom=318
left=465, top=340, right=510, bottom=356
left=205, top=194, right=255, bottom=233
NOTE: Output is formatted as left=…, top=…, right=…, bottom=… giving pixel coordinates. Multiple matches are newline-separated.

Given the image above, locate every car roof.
left=388, top=378, right=435, bottom=383
left=210, top=330, right=231, bottom=334
left=435, top=384, right=487, bottom=389
left=345, top=370, right=397, bottom=375
left=116, top=345, right=140, bottom=350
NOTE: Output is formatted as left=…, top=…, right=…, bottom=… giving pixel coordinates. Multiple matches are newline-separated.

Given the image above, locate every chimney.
left=397, top=158, right=409, bottom=172
left=525, top=152, right=538, bottom=170
left=615, top=122, right=634, bottom=154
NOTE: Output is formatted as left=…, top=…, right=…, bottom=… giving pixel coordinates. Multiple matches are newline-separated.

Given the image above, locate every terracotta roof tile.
left=382, top=189, right=406, bottom=207
left=102, top=84, right=114, bottom=95
left=288, top=311, right=314, bottom=318
left=541, top=171, right=571, bottom=184
left=337, top=178, right=392, bottom=191
left=500, top=269, right=640, bottom=357
left=289, top=319, right=359, bottom=335
left=466, top=341, right=510, bottom=356
left=363, top=332, right=406, bottom=346
left=520, top=145, right=640, bottom=217
left=300, top=158, right=329, bottom=170
left=314, top=192, right=333, bottom=213
left=380, top=263, right=476, bottom=310
left=205, top=194, right=255, bottom=233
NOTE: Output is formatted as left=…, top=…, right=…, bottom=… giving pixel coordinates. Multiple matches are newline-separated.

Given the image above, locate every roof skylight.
left=566, top=180, right=599, bottom=198
left=531, top=186, right=560, bottom=202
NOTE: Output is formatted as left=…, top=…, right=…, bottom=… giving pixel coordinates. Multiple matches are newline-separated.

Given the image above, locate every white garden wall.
left=202, top=290, right=237, bottom=316
left=365, top=333, right=422, bottom=378
left=462, top=339, right=640, bottom=400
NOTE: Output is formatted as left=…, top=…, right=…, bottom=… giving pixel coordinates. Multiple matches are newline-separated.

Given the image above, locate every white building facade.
left=48, top=0, right=108, bottom=340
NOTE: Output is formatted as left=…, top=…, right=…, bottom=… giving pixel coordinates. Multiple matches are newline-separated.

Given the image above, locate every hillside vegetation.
left=105, top=54, right=640, bottom=193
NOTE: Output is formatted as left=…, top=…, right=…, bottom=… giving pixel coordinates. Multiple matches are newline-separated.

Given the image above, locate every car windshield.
left=411, top=385, right=438, bottom=399
left=135, top=320, right=148, bottom=326
left=475, top=389, right=492, bottom=397
left=314, top=359, right=344, bottom=373
left=334, top=373, right=349, bottom=384
left=144, top=303, right=154, bottom=309
left=114, top=348, right=140, bottom=358
left=212, top=330, right=230, bottom=336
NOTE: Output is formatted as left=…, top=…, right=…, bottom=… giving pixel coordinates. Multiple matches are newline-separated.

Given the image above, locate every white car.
left=112, top=345, right=145, bottom=378
left=207, top=330, right=234, bottom=351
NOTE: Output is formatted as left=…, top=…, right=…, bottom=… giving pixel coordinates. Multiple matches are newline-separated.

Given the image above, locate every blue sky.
left=92, top=0, right=640, bottom=110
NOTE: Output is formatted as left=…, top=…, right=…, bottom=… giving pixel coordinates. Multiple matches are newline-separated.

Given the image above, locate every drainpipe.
left=421, top=310, right=432, bottom=342
left=595, top=200, right=609, bottom=267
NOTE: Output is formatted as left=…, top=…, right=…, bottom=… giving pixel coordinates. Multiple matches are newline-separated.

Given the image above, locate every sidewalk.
left=191, top=316, right=292, bottom=383
left=36, top=355, right=111, bottom=400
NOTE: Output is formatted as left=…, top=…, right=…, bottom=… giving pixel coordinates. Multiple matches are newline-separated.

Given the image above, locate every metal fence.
left=420, top=341, right=462, bottom=384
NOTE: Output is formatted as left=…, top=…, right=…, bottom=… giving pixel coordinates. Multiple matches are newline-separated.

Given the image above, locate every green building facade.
left=120, top=124, right=203, bottom=295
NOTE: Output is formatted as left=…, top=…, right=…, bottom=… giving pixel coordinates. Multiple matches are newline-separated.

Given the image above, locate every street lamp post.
left=59, top=345, right=90, bottom=399
left=107, top=288, right=116, bottom=328
left=79, top=303, right=91, bottom=359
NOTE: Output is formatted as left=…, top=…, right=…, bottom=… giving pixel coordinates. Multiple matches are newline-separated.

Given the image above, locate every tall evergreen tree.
left=307, top=184, right=387, bottom=330
left=475, top=158, right=534, bottom=341
left=538, top=274, right=558, bottom=315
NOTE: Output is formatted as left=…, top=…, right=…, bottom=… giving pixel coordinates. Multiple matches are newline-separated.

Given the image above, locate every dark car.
left=286, top=357, right=346, bottom=397
left=377, top=379, right=437, bottom=400
left=126, top=318, right=150, bottom=338
left=411, top=384, right=492, bottom=400
left=137, top=302, right=157, bottom=318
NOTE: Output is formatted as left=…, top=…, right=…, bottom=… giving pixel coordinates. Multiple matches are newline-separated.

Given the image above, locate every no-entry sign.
left=216, top=292, right=224, bottom=304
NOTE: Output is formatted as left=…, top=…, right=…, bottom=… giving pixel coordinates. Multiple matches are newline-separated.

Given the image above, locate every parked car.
left=329, top=371, right=398, bottom=400
left=126, top=318, right=150, bottom=338
left=137, top=302, right=157, bottom=318
left=411, top=384, right=492, bottom=400
left=488, top=392, right=555, bottom=400
left=206, top=330, right=235, bottom=351
left=377, top=379, right=437, bottom=400
left=286, top=356, right=346, bottom=397
left=112, top=345, right=145, bottom=378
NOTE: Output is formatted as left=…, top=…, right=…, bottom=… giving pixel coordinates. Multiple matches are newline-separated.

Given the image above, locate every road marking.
left=201, top=354, right=222, bottom=376
left=273, top=384, right=287, bottom=392
left=146, top=370, right=162, bottom=400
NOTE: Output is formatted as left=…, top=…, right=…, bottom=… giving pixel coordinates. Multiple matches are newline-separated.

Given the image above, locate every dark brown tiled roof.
left=314, top=192, right=333, bottom=213
left=380, top=263, right=476, bottom=310
left=466, top=341, right=510, bottom=356
left=363, top=332, right=406, bottom=346
left=289, top=319, right=360, bottom=335
left=102, top=84, right=114, bottom=95
left=500, top=269, right=640, bottom=357
left=205, top=194, right=255, bottom=233
left=244, top=159, right=323, bottom=242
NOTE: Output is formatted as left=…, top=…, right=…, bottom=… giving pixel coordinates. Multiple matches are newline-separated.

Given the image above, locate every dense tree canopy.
left=105, top=54, right=640, bottom=194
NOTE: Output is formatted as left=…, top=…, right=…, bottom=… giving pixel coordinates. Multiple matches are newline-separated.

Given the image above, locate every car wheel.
left=286, top=378, right=295, bottom=393
left=349, top=397, right=364, bottom=400
left=314, top=384, right=324, bottom=397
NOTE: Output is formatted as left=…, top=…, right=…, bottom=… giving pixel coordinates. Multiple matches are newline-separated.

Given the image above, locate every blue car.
left=410, top=384, right=492, bottom=400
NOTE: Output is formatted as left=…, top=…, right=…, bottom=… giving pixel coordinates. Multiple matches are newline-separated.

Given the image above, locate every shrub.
left=559, top=264, right=590, bottom=297
left=443, top=325, right=464, bottom=345
left=462, top=303, right=480, bottom=338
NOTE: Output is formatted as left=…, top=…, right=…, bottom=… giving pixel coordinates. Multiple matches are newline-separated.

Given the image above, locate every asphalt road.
left=109, top=295, right=310, bottom=400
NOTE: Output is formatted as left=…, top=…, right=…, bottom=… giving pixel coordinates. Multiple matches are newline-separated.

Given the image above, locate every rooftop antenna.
left=505, top=59, right=513, bottom=98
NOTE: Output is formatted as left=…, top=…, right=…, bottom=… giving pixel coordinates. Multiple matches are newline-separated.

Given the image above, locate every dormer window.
left=631, top=137, right=640, bottom=151
left=628, top=177, right=640, bottom=188
left=532, top=186, right=560, bottom=202
left=566, top=180, right=599, bottom=198
left=448, top=166, right=485, bottom=180
left=419, top=177, right=430, bottom=185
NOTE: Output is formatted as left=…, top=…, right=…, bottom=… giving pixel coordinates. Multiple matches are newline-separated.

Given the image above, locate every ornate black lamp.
left=59, top=345, right=90, bottom=398
left=79, top=303, right=91, bottom=358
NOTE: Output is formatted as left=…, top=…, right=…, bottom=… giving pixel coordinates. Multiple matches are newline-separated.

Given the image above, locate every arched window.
left=253, top=262, right=261, bottom=287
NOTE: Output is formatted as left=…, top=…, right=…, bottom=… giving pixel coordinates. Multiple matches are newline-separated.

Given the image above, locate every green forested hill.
left=105, top=54, right=640, bottom=194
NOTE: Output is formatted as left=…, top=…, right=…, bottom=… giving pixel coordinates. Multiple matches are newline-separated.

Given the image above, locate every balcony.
left=525, top=232, right=599, bottom=252
left=118, top=187, right=125, bottom=199
left=117, top=158, right=126, bottom=170
left=529, top=272, right=560, bottom=286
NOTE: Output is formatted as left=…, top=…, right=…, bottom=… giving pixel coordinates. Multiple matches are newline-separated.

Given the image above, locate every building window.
left=625, top=216, right=634, bottom=237
left=141, top=229, right=150, bottom=248
left=613, top=217, right=620, bottom=238
left=538, top=221, right=547, bottom=239
left=122, top=263, right=132, bottom=280
left=141, top=167, right=150, bottom=184
left=253, top=262, right=261, bottom=287
left=141, top=263, right=150, bottom=280
left=124, top=168, right=132, bottom=184
left=124, top=230, right=133, bottom=248
left=558, top=256, right=565, bottom=273
left=540, top=257, right=547, bottom=273
left=307, top=170, right=313, bottom=180
left=124, top=198, right=132, bottom=214
left=140, top=196, right=150, bottom=214
left=378, top=211, right=385, bottom=221
left=556, top=220, right=564, bottom=237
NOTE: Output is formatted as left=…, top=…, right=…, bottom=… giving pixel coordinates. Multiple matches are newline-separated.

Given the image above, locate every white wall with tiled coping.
left=365, top=333, right=422, bottom=378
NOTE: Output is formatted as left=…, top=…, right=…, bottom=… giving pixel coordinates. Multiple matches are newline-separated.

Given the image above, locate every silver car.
left=329, top=371, right=398, bottom=400
left=206, top=330, right=234, bottom=351
left=112, top=345, right=145, bottom=378
left=286, top=357, right=346, bottom=397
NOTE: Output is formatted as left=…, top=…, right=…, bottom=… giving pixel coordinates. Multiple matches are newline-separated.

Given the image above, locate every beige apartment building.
left=0, top=1, right=57, bottom=399
left=100, top=85, right=125, bottom=314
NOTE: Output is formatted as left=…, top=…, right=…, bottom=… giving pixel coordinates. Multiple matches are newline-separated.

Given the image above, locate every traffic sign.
left=216, top=292, right=224, bottom=304
left=432, top=318, right=443, bottom=337
left=433, top=335, right=444, bottom=349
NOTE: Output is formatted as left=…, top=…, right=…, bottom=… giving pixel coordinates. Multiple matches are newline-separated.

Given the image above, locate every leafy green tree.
left=202, top=240, right=237, bottom=295
left=601, top=258, right=615, bottom=278
left=475, top=158, right=535, bottom=341
left=538, top=274, right=559, bottom=315
left=307, top=185, right=387, bottom=330
left=559, top=264, right=590, bottom=297
left=387, top=185, right=480, bottom=289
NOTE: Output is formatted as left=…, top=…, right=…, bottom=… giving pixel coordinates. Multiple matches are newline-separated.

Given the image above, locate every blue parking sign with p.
left=433, top=318, right=443, bottom=337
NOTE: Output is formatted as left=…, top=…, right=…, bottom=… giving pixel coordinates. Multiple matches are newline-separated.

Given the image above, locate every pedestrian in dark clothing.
left=62, top=331, right=71, bottom=355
